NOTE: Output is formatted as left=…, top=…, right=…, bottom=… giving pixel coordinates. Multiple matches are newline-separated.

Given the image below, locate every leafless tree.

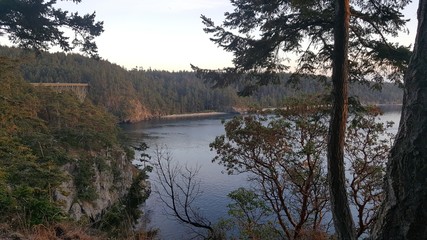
left=151, top=146, right=214, bottom=239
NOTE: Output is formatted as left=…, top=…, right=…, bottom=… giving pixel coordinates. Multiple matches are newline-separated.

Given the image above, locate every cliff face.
left=53, top=149, right=149, bottom=221
left=122, top=99, right=153, bottom=123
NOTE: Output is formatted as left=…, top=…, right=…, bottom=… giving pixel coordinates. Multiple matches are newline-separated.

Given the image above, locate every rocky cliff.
left=53, top=148, right=149, bottom=222
left=121, top=99, right=153, bottom=123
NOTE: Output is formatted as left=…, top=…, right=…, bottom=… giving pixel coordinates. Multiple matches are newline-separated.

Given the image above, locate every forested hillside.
left=0, top=46, right=402, bottom=122
left=0, top=56, right=151, bottom=238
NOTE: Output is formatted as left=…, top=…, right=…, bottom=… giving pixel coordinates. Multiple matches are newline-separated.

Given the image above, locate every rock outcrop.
left=53, top=149, right=148, bottom=221
left=122, top=99, right=152, bottom=123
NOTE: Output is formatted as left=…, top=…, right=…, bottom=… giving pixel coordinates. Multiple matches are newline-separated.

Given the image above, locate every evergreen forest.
left=0, top=56, right=154, bottom=238
left=0, top=46, right=402, bottom=123
left=1, top=0, right=427, bottom=238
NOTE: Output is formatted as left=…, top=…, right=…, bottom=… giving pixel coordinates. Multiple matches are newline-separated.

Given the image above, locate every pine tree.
left=193, top=0, right=410, bottom=238
left=0, top=0, right=103, bottom=57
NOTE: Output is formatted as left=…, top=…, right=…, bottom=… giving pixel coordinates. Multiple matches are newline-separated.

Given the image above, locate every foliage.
left=95, top=166, right=153, bottom=239
left=0, top=1, right=151, bottom=237
left=73, top=157, right=98, bottom=201
left=35, top=87, right=119, bottom=150
left=197, top=2, right=408, bottom=238
left=0, top=0, right=103, bottom=57
left=194, top=0, right=410, bottom=93
left=345, top=106, right=394, bottom=237
left=216, top=188, right=280, bottom=240
left=211, top=99, right=394, bottom=239
left=133, top=142, right=152, bottom=169
left=0, top=46, right=403, bottom=123
left=125, top=167, right=151, bottom=221
left=11, top=186, right=64, bottom=226
left=0, top=57, right=64, bottom=228
left=0, top=56, right=129, bottom=232
left=211, top=97, right=331, bottom=239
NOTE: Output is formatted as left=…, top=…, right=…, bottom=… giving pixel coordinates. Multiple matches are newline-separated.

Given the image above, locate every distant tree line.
left=0, top=46, right=402, bottom=122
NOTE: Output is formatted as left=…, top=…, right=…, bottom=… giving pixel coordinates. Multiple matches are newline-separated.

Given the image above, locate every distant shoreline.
left=154, top=103, right=402, bottom=120
left=160, top=111, right=231, bottom=119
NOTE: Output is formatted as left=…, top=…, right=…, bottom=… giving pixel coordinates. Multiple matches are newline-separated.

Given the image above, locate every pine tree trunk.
left=328, top=0, right=356, bottom=239
left=371, top=0, right=427, bottom=239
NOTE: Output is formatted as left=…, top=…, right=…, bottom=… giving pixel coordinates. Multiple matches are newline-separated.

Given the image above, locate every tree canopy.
left=194, top=0, right=411, bottom=94
left=0, top=0, right=103, bottom=57
left=0, top=56, right=118, bottom=228
left=195, top=0, right=411, bottom=238
left=0, top=46, right=402, bottom=122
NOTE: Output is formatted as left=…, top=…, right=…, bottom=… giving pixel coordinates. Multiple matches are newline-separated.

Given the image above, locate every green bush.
left=95, top=168, right=151, bottom=238
left=73, top=159, right=98, bottom=201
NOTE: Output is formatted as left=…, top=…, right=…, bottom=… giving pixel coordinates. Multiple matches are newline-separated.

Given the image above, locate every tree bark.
left=371, top=0, right=427, bottom=239
left=328, top=0, right=356, bottom=239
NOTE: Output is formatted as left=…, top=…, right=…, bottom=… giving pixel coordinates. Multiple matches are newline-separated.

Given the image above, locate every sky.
left=55, top=0, right=236, bottom=71
left=0, top=0, right=420, bottom=71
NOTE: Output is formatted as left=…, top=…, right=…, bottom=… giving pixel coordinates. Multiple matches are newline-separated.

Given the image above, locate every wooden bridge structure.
left=30, top=83, right=89, bottom=102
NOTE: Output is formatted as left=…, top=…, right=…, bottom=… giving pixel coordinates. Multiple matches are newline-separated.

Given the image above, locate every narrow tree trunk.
left=371, top=0, right=427, bottom=239
left=328, top=0, right=356, bottom=239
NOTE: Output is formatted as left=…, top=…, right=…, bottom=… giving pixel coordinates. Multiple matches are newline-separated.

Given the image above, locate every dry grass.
left=29, top=223, right=105, bottom=240
left=299, top=229, right=329, bottom=240
left=0, top=222, right=158, bottom=240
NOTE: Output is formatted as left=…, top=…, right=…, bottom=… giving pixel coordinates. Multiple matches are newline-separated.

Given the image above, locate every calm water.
left=120, top=108, right=402, bottom=239
left=121, top=114, right=247, bottom=239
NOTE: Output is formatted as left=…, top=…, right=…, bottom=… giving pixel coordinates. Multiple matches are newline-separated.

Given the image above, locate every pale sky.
left=0, top=0, right=420, bottom=71
left=55, top=0, right=236, bottom=71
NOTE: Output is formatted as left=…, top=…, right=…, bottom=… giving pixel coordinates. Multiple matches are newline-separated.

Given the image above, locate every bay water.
left=120, top=108, right=401, bottom=239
